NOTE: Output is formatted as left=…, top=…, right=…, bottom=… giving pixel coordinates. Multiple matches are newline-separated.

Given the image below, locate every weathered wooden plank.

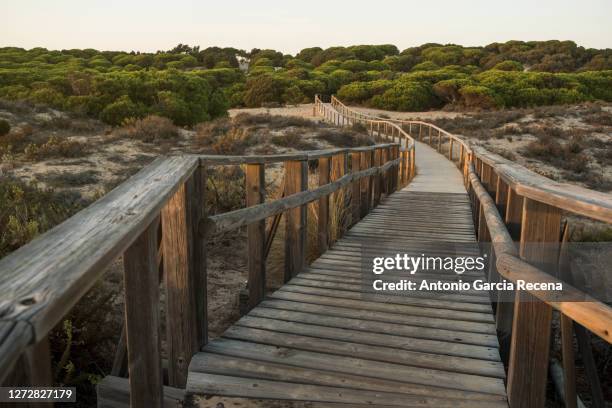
left=258, top=298, right=495, bottom=334
left=162, top=179, right=200, bottom=388
left=506, top=198, right=560, bottom=408
left=201, top=339, right=506, bottom=395
left=284, top=160, right=308, bottom=281
left=247, top=307, right=498, bottom=347
left=268, top=291, right=494, bottom=323
left=190, top=353, right=507, bottom=402
left=123, top=222, right=163, bottom=407
left=188, top=373, right=507, bottom=407
left=318, top=157, right=330, bottom=254
left=246, top=163, right=266, bottom=309
left=223, top=324, right=504, bottom=377
left=350, top=151, right=361, bottom=226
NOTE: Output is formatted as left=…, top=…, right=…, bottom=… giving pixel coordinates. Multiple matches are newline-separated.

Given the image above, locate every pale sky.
left=2, top=0, right=611, bottom=54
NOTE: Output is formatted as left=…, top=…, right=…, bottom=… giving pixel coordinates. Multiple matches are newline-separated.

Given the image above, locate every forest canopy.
left=1, top=40, right=611, bottom=125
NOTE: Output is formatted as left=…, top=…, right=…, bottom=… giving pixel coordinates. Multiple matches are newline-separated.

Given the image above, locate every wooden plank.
left=268, top=290, right=495, bottom=323
left=246, top=163, right=266, bottom=309
left=224, top=323, right=503, bottom=377
left=259, top=298, right=495, bottom=334
left=123, top=222, right=163, bottom=407
left=247, top=307, right=498, bottom=347
left=162, top=180, right=200, bottom=388
left=201, top=339, right=506, bottom=395
left=350, top=152, right=361, bottom=226
left=360, top=150, right=372, bottom=217
left=507, top=198, right=560, bottom=408
left=330, top=152, right=347, bottom=242
left=284, top=160, right=308, bottom=281
left=318, top=157, right=330, bottom=254
left=188, top=373, right=507, bottom=407
left=191, top=166, right=208, bottom=346
left=191, top=353, right=507, bottom=402
left=560, top=315, right=577, bottom=408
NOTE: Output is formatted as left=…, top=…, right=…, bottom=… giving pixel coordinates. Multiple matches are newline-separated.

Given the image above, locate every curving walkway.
left=186, top=117, right=506, bottom=406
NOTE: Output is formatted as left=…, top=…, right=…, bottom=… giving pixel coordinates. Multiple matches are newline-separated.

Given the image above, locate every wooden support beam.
left=246, top=163, right=266, bottom=309
left=495, top=176, right=508, bottom=219
left=507, top=198, right=561, bottom=408
left=123, top=222, right=163, bottom=407
left=373, top=148, right=382, bottom=206
left=162, top=173, right=204, bottom=388
left=360, top=151, right=372, bottom=217
left=350, top=152, right=361, bottom=226
left=284, top=160, right=308, bottom=281
left=330, top=152, right=347, bottom=242
left=317, top=157, right=330, bottom=255
left=449, top=139, right=454, bottom=161
left=505, top=187, right=524, bottom=241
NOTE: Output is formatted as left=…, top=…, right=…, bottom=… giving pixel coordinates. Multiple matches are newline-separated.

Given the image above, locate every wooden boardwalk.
left=186, top=141, right=507, bottom=406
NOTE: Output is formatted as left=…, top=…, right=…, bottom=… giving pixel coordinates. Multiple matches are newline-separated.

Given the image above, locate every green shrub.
left=0, top=119, right=10, bottom=136
left=459, top=85, right=497, bottom=109
left=100, top=95, right=143, bottom=126
left=492, top=60, right=524, bottom=71
left=243, top=74, right=286, bottom=107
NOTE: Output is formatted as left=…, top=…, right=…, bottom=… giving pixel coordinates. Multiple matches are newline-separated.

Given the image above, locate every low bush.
left=24, top=136, right=88, bottom=160
left=271, top=131, right=318, bottom=150
left=317, top=129, right=374, bottom=147
left=0, top=119, right=10, bottom=135
left=112, top=115, right=179, bottom=143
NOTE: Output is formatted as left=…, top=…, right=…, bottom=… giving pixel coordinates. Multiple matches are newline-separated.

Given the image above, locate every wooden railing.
left=0, top=112, right=413, bottom=406
left=330, top=96, right=612, bottom=408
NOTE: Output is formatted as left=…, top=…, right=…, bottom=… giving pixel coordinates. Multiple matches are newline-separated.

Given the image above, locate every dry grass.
left=318, top=128, right=374, bottom=147
left=271, top=130, right=319, bottom=150
left=112, top=115, right=178, bottom=142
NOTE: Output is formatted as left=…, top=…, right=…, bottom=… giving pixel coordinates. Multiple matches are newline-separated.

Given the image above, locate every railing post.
left=382, top=147, right=391, bottom=195
left=360, top=150, right=372, bottom=216
left=318, top=157, right=330, bottom=254
left=428, top=126, right=432, bottom=146
left=411, top=148, right=416, bottom=180
left=330, top=152, right=347, bottom=243
left=373, top=147, right=382, bottom=206
left=246, top=163, right=266, bottom=309
left=123, top=221, right=163, bottom=407
left=284, top=159, right=308, bottom=281
left=162, top=169, right=206, bottom=387
left=418, top=124, right=422, bottom=141
left=449, top=139, right=454, bottom=161
left=505, top=188, right=524, bottom=241
left=351, top=151, right=361, bottom=226
left=437, top=130, right=442, bottom=151
left=507, top=198, right=561, bottom=408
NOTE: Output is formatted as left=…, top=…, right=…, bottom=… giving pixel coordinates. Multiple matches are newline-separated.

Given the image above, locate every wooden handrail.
left=202, top=157, right=400, bottom=234
left=467, top=162, right=612, bottom=343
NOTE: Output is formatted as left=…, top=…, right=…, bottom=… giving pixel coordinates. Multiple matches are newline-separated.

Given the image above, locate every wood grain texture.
left=318, top=157, right=330, bottom=254
left=246, top=163, right=266, bottom=309
left=284, top=160, right=308, bottom=281
left=123, top=222, right=163, bottom=407
left=507, top=198, right=560, bottom=408
left=162, top=180, right=200, bottom=388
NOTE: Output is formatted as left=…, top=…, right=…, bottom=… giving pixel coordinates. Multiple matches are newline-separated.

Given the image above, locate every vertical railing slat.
left=124, top=222, right=163, bottom=407
left=246, top=163, right=266, bottom=309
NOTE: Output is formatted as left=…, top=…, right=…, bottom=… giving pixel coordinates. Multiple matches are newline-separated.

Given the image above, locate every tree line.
left=0, top=41, right=611, bottom=126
